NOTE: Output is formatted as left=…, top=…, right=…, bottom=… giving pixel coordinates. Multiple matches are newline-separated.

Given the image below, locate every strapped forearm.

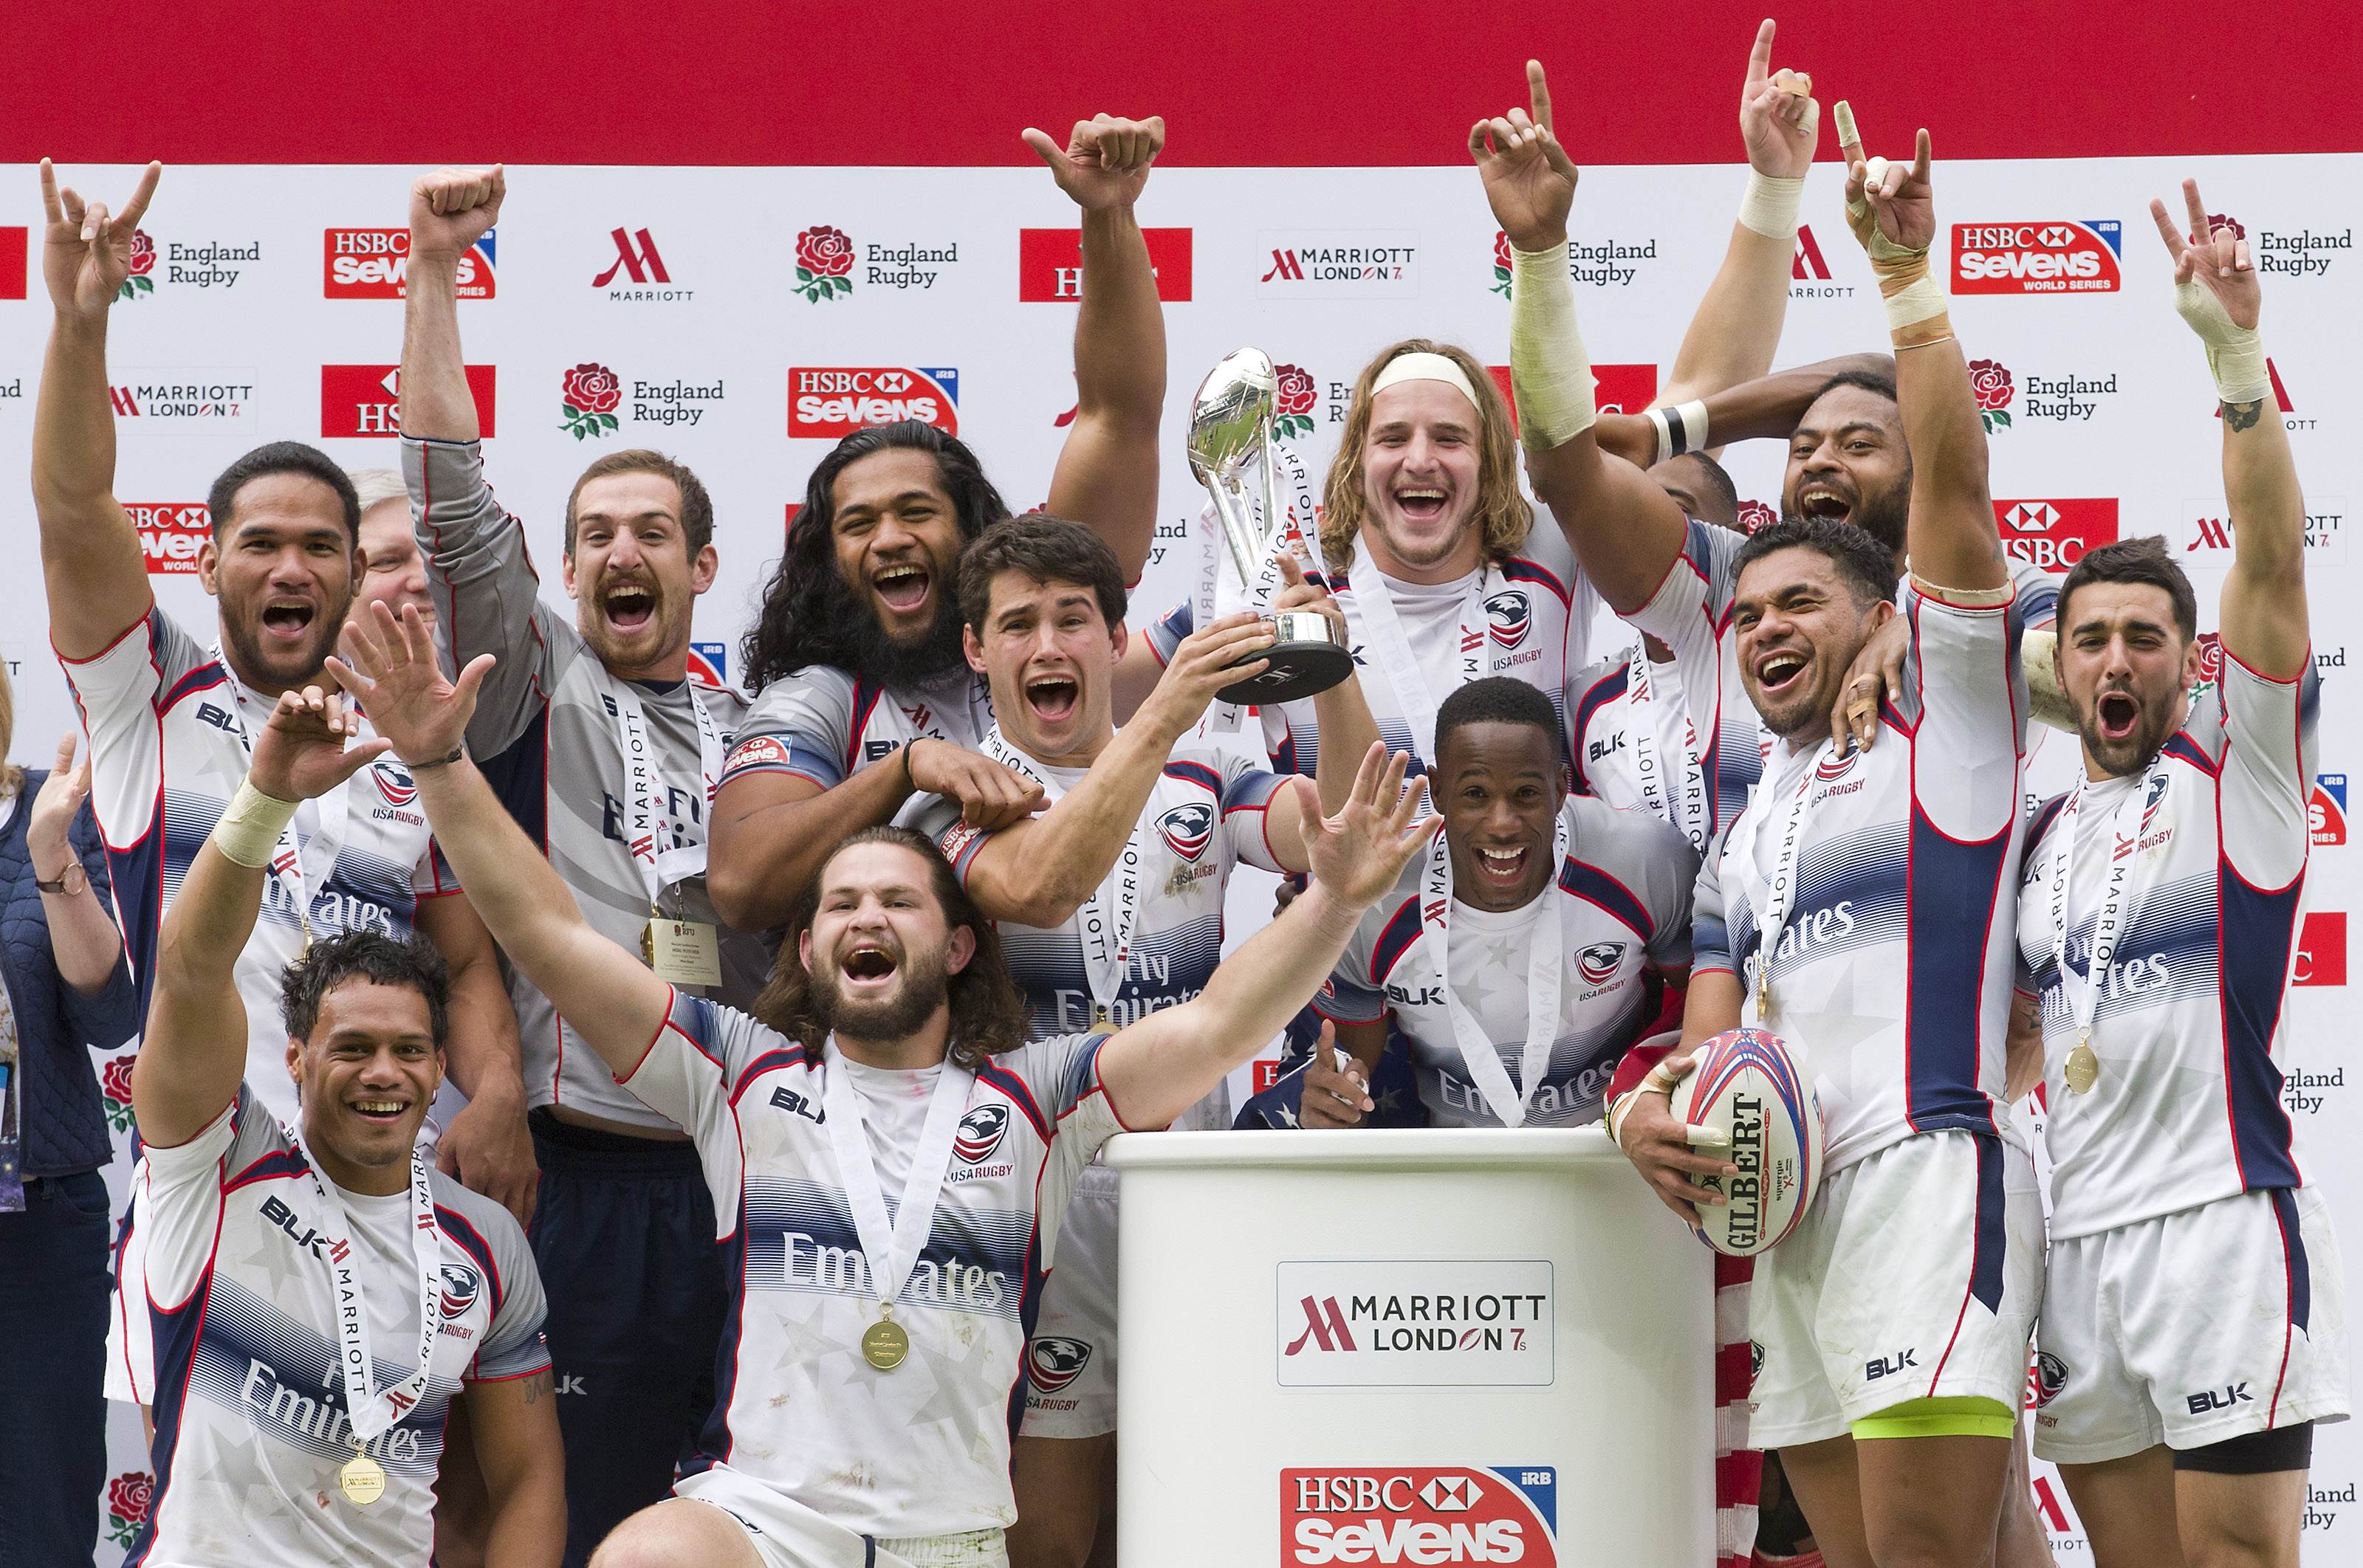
left=1508, top=241, right=1594, bottom=452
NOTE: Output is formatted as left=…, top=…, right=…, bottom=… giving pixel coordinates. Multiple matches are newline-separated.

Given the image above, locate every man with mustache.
left=123, top=680, right=561, bottom=1567
left=324, top=596, right=1438, bottom=1568
left=2009, top=185, right=2344, bottom=1568
left=1605, top=128, right=2044, bottom=1567
left=397, top=166, right=764, bottom=1565
left=30, top=162, right=527, bottom=1417
left=710, top=112, right=1173, bottom=932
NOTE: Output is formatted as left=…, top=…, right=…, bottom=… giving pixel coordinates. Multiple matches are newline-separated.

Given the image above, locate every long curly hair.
left=741, top=422, right=1009, bottom=693
left=752, top=826, right=1031, bottom=1068
left=1317, top=339, right=1532, bottom=573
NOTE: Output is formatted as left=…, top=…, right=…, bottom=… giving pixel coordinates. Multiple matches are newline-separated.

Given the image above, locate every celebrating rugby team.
left=13, top=16, right=2342, bottom=1568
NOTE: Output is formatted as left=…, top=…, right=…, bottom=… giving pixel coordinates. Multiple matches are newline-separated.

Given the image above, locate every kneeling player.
left=126, top=686, right=560, bottom=1566
left=2014, top=183, right=2347, bottom=1568
left=326, top=600, right=1438, bottom=1568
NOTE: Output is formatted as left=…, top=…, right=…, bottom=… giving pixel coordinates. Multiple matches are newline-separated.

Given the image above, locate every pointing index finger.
left=1746, top=18, right=1774, bottom=88
left=38, top=159, right=61, bottom=224
left=1831, top=100, right=1864, bottom=168
left=1526, top=60, right=1554, bottom=134
left=2182, top=177, right=2212, bottom=248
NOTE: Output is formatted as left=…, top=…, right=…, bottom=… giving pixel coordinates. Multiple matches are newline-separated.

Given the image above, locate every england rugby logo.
left=1027, top=1335, right=1092, bottom=1392
left=953, top=1103, right=1010, bottom=1164
left=1483, top=589, right=1532, bottom=650
left=1158, top=802, right=1215, bottom=862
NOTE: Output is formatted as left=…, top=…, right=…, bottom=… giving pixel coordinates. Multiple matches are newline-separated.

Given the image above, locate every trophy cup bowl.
left=1187, top=348, right=1354, bottom=705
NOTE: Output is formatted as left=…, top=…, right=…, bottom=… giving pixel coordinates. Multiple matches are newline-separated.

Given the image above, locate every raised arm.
left=2155, top=180, right=2307, bottom=680
left=1097, top=746, right=1437, bottom=1129
left=1838, top=117, right=2003, bottom=592
left=1473, top=64, right=1693, bottom=614
left=328, top=604, right=672, bottom=1077
left=1032, top=115, right=1168, bottom=585
left=400, top=167, right=502, bottom=443
left=131, top=687, right=391, bottom=1148
left=32, top=161, right=162, bottom=659
left=1656, top=20, right=1820, bottom=409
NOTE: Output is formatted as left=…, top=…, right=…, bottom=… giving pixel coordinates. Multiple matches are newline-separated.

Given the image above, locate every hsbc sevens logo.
left=1284, top=1296, right=1357, bottom=1355
left=594, top=227, right=669, bottom=287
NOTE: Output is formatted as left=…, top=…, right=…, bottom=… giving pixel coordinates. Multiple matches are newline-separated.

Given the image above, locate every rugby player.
left=899, top=513, right=1375, bottom=1568
left=325, top=596, right=1440, bottom=1568
left=710, top=112, right=1174, bottom=931
left=31, top=162, right=527, bottom=1417
left=2012, top=182, right=2345, bottom=1568
left=1611, top=125, right=2043, bottom=1567
left=124, top=681, right=558, bottom=1566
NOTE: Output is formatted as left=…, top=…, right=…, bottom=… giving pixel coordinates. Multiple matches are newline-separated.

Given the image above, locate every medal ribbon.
left=2048, top=762, right=2167, bottom=1059
left=282, top=1120, right=441, bottom=1451
left=980, top=726, right=1145, bottom=1021
left=818, top=1039, right=975, bottom=1313
left=1729, top=740, right=1836, bottom=1028
left=1626, top=650, right=1710, bottom=853
left=1410, top=808, right=1572, bottom=1127
left=606, top=678, right=726, bottom=904
left=1341, top=534, right=1511, bottom=769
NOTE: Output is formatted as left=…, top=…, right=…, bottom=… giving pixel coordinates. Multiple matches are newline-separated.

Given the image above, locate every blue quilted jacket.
left=3, top=768, right=140, bottom=1177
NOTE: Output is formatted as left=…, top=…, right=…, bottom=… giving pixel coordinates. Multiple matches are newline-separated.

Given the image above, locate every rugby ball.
left=1672, top=1028, right=1824, bottom=1256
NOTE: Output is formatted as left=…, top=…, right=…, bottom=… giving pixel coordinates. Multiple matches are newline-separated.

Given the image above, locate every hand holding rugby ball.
left=1672, top=1028, right=1825, bottom=1256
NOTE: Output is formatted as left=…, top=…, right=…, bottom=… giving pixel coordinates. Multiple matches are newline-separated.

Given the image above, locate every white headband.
left=1370, top=351, right=1483, bottom=413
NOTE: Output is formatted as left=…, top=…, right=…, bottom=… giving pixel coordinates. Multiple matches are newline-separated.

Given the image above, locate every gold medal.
left=639, top=922, right=656, bottom=966
left=861, top=1309, right=910, bottom=1372
left=1755, top=969, right=1773, bottom=1028
left=339, top=1451, right=386, bottom=1507
left=1093, top=1003, right=1112, bottom=1028
left=2064, top=1040, right=2101, bottom=1096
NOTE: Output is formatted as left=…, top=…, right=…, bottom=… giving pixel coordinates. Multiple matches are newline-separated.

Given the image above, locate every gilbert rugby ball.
left=1673, top=1027, right=1824, bottom=1256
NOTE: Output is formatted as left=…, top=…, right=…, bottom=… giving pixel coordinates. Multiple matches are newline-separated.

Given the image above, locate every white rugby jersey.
left=65, top=610, right=451, bottom=1125
left=1320, top=794, right=1695, bottom=1128
left=2015, top=652, right=2318, bottom=1240
left=406, top=436, right=765, bottom=1132
left=1150, top=521, right=1600, bottom=782
left=131, top=1088, right=546, bottom=1568
left=1630, top=520, right=2061, bottom=842
left=1566, top=644, right=1712, bottom=851
left=1693, top=585, right=2030, bottom=1173
left=719, top=661, right=995, bottom=795
left=910, top=735, right=1286, bottom=1132
left=623, top=991, right=1125, bottom=1540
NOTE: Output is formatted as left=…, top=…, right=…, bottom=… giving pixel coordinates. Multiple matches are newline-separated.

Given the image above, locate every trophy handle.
left=1209, top=466, right=1269, bottom=590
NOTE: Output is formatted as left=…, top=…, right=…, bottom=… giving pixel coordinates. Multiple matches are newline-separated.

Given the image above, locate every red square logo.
left=320, top=364, right=495, bottom=439
left=0, top=227, right=25, bottom=300
left=2296, top=912, right=2345, bottom=987
left=1019, top=227, right=1192, bottom=302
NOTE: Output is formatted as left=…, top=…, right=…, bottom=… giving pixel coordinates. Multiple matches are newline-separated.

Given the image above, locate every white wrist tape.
left=1882, top=272, right=1949, bottom=336
left=1508, top=241, right=1595, bottom=451
left=1738, top=170, right=1806, bottom=239
left=212, top=780, right=299, bottom=870
left=1645, top=399, right=1712, bottom=467
left=2171, top=275, right=2271, bottom=404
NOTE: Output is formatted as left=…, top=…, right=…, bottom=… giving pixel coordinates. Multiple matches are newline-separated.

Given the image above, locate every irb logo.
left=789, top=367, right=958, bottom=439
left=1994, top=498, right=2118, bottom=573
left=1952, top=221, right=2123, bottom=294
left=2313, top=775, right=2347, bottom=846
left=128, top=503, right=210, bottom=575
left=1283, top=1466, right=1557, bottom=1567
left=323, top=227, right=495, bottom=299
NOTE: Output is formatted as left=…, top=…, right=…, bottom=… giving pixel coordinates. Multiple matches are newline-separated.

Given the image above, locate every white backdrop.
left=1, top=154, right=2354, bottom=1560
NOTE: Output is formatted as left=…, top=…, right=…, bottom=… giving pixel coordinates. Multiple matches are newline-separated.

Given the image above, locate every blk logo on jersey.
left=1283, top=1465, right=1558, bottom=1567
left=1026, top=1335, right=1092, bottom=1392
left=954, top=1103, right=1010, bottom=1164
left=1952, top=220, right=2124, bottom=293
left=2313, top=775, right=2347, bottom=846
left=1155, top=802, right=1214, bottom=864
left=1483, top=591, right=1532, bottom=651
left=1577, top=941, right=1625, bottom=986
left=439, top=1263, right=481, bottom=1320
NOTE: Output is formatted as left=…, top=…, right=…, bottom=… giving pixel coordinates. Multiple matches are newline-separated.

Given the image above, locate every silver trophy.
left=1187, top=347, right=1354, bottom=704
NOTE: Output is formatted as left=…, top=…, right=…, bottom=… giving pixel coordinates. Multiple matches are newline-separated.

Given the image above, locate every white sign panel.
left=1275, top=1259, right=1553, bottom=1387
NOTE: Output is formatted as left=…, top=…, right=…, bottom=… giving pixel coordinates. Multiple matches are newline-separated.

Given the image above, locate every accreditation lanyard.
left=1628, top=650, right=1709, bottom=853
left=980, top=726, right=1145, bottom=1025
left=284, top=1121, right=441, bottom=1454
left=819, top=1041, right=973, bottom=1318
left=1342, top=536, right=1510, bottom=769
left=1730, top=740, right=1836, bottom=1028
left=2047, top=764, right=2165, bottom=1073
left=1410, top=809, right=1571, bottom=1127
left=213, top=647, right=350, bottom=934
left=606, top=678, right=725, bottom=906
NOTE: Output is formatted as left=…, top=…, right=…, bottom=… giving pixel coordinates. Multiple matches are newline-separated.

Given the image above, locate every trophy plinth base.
left=1218, top=632, right=1354, bottom=705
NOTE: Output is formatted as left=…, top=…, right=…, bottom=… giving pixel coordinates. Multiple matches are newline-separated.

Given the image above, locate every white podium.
left=1105, top=1127, right=1715, bottom=1567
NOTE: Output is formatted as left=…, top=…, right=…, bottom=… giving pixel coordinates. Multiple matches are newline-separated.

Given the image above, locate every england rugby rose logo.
left=1274, top=362, right=1317, bottom=440
left=118, top=230, right=157, bottom=300
left=795, top=224, right=855, bottom=303
left=104, top=1471, right=154, bottom=1547
left=100, top=1053, right=138, bottom=1133
left=2207, top=212, right=2246, bottom=241
left=560, top=362, right=623, bottom=441
left=1967, top=359, right=2014, bottom=433
left=1737, top=498, right=1777, bottom=534
left=1491, top=230, right=1514, bottom=298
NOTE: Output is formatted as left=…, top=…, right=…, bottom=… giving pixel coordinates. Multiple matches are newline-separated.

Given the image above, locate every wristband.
left=1907, top=564, right=2015, bottom=607
left=212, top=780, right=300, bottom=870
left=1737, top=169, right=1806, bottom=239
left=1645, top=399, right=1712, bottom=467
left=1508, top=240, right=1596, bottom=452
left=404, top=746, right=465, bottom=771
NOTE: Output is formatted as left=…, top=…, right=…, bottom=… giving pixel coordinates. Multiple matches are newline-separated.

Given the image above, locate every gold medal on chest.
left=862, top=1307, right=910, bottom=1372
left=339, top=1451, right=386, bottom=1506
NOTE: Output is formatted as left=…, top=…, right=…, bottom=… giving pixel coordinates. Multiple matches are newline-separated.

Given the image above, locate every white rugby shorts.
left=2031, top=1186, right=2349, bottom=1465
left=1749, top=1128, right=2043, bottom=1448
left=1020, top=1165, right=1119, bottom=1440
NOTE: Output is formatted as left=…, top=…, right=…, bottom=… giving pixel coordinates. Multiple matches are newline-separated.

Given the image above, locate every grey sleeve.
left=470, top=1203, right=553, bottom=1382
left=718, top=666, right=860, bottom=793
